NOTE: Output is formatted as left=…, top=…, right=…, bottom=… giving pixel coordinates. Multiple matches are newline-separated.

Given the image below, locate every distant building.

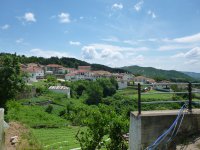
left=45, top=64, right=63, bottom=74
left=48, top=86, right=70, bottom=98
left=21, top=64, right=44, bottom=82
left=78, top=66, right=91, bottom=71
left=118, top=80, right=128, bottom=89
left=134, top=76, right=155, bottom=84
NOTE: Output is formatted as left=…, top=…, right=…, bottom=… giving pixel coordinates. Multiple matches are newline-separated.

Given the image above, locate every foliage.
left=46, top=74, right=57, bottom=83
left=76, top=105, right=128, bottom=150
left=45, top=104, right=53, bottom=114
left=0, top=54, right=25, bottom=107
left=0, top=52, right=126, bottom=73
left=122, top=65, right=194, bottom=81
left=85, top=82, right=103, bottom=105
left=97, top=78, right=117, bottom=97
left=106, top=116, right=128, bottom=150
left=76, top=106, right=111, bottom=150
left=6, top=101, right=67, bottom=128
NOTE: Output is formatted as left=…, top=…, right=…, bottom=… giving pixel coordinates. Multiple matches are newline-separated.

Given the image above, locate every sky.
left=0, top=0, right=200, bottom=72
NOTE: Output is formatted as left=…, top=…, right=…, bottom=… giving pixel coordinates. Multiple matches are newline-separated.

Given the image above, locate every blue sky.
left=1, top=0, right=200, bottom=72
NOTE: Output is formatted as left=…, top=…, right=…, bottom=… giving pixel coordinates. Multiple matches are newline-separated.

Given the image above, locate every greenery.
left=0, top=54, right=25, bottom=107
left=1, top=52, right=198, bottom=149
left=0, top=52, right=126, bottom=73
left=122, top=65, right=194, bottom=81
left=32, top=127, right=85, bottom=149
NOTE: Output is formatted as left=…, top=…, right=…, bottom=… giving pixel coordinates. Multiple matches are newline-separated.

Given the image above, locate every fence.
left=136, top=82, right=200, bottom=114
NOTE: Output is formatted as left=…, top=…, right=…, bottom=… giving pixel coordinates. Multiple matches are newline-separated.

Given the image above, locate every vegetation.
left=2, top=53, right=199, bottom=149
left=0, top=54, right=25, bottom=107
left=122, top=65, right=194, bottom=81
left=0, top=52, right=126, bottom=73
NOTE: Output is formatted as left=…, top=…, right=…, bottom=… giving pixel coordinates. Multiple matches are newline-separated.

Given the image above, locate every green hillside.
left=0, top=53, right=126, bottom=73
left=182, top=71, right=200, bottom=80
left=121, top=65, right=194, bottom=81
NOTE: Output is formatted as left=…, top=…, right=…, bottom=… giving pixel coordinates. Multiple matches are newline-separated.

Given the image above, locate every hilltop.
left=121, top=65, right=195, bottom=81
left=0, top=53, right=126, bottom=73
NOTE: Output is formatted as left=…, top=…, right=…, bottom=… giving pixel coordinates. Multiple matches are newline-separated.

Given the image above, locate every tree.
left=76, top=105, right=128, bottom=150
left=76, top=107, right=110, bottom=150
left=0, top=54, right=25, bottom=107
left=85, top=82, right=103, bottom=105
left=106, top=116, right=128, bottom=150
left=97, top=78, right=116, bottom=97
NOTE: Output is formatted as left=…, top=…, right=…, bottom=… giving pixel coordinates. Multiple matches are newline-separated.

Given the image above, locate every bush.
left=45, top=105, right=53, bottom=114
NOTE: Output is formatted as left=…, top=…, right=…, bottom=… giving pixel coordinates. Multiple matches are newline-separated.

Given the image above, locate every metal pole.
left=188, top=82, right=192, bottom=112
left=138, top=83, right=141, bottom=115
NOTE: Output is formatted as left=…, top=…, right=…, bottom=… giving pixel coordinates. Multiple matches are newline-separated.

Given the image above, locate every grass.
left=32, top=126, right=85, bottom=150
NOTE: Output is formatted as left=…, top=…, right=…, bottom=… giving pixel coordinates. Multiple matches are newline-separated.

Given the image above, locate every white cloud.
left=24, top=12, right=36, bottom=22
left=158, top=44, right=193, bottom=51
left=134, top=0, right=144, bottom=12
left=16, top=38, right=24, bottom=44
left=89, top=43, right=148, bottom=52
left=184, top=59, right=199, bottom=65
left=172, top=47, right=200, bottom=59
left=112, top=3, right=123, bottom=10
left=69, top=41, right=81, bottom=46
left=82, top=46, right=98, bottom=59
left=1, top=24, right=10, bottom=30
left=81, top=43, right=148, bottom=62
left=184, top=47, right=200, bottom=58
left=173, top=32, right=200, bottom=43
left=29, top=48, right=69, bottom=58
left=135, top=55, right=144, bottom=62
left=58, top=13, right=71, bottom=23
left=102, top=36, right=119, bottom=42
left=147, top=10, right=156, bottom=19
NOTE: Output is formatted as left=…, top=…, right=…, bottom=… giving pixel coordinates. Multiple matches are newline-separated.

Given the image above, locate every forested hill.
left=0, top=53, right=126, bottom=73
left=121, top=65, right=195, bottom=81
left=182, top=71, right=200, bottom=80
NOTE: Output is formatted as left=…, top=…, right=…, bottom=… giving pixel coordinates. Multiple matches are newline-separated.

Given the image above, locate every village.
left=20, top=63, right=159, bottom=90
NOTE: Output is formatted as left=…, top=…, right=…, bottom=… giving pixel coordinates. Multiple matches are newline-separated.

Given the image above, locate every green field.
left=32, top=127, right=84, bottom=150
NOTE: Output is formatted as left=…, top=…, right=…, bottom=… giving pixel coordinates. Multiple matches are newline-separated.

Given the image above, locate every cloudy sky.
left=1, top=0, right=200, bottom=72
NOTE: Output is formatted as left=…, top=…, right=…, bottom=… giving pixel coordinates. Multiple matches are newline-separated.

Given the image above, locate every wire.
left=145, top=103, right=188, bottom=150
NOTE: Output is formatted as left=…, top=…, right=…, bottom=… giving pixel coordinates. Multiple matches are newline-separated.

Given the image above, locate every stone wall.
left=129, top=109, right=200, bottom=150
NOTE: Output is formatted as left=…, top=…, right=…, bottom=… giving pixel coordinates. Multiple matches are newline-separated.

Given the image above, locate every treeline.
left=122, top=65, right=197, bottom=82
left=0, top=52, right=126, bottom=73
left=64, top=77, right=118, bottom=105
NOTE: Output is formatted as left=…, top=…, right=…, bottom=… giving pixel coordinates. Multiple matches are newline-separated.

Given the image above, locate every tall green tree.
left=0, top=54, right=25, bottom=107
left=85, top=82, right=103, bottom=105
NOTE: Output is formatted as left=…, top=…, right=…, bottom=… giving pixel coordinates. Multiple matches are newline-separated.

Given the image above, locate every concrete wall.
left=129, top=109, right=200, bottom=150
left=0, top=109, right=4, bottom=150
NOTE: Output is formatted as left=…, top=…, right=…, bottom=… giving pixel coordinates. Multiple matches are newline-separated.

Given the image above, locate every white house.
left=118, top=80, right=128, bottom=89
left=48, top=86, right=70, bottom=98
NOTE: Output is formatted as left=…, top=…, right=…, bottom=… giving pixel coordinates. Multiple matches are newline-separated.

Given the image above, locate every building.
left=78, top=66, right=91, bottom=71
left=45, top=64, right=63, bottom=74
left=48, top=86, right=70, bottom=98
left=65, top=70, right=94, bottom=81
left=134, top=76, right=156, bottom=85
left=118, top=80, right=128, bottom=89
left=21, top=64, right=44, bottom=82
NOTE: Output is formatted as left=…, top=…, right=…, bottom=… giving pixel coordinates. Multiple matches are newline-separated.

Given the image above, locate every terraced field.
left=32, top=126, right=85, bottom=150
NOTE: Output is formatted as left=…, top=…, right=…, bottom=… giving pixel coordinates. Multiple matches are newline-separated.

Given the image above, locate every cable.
left=145, top=103, right=188, bottom=150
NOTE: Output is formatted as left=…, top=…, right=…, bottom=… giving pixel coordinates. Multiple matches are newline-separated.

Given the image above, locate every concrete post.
left=0, top=109, right=4, bottom=150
